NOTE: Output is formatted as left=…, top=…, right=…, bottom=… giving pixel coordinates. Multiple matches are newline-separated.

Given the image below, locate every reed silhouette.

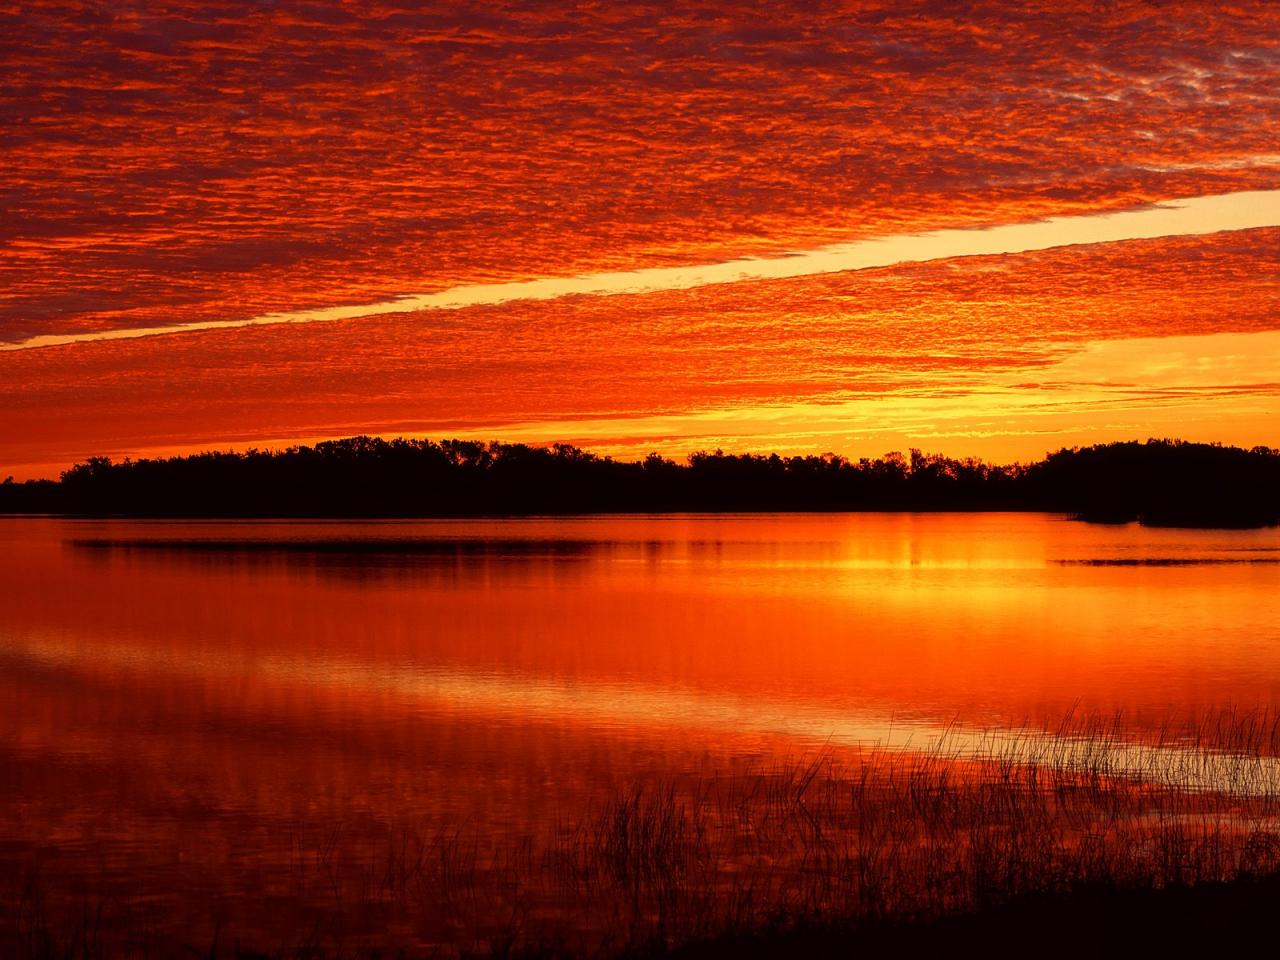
left=2, top=437, right=1278, bottom=526
left=9, top=708, right=1280, bottom=958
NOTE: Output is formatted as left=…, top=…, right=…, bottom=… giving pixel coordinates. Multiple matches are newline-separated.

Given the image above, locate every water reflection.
left=3, top=514, right=1280, bottom=950
left=6, top=515, right=1276, bottom=721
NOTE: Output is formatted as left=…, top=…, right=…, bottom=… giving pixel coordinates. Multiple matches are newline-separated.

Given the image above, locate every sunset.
left=3, top=3, right=1280, bottom=958
left=4, top=2, right=1280, bottom=474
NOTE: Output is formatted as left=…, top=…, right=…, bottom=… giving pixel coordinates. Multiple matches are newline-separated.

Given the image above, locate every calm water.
left=3, top=513, right=1280, bottom=947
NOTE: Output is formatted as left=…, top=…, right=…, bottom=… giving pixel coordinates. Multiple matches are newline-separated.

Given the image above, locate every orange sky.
left=3, top=1, right=1280, bottom=479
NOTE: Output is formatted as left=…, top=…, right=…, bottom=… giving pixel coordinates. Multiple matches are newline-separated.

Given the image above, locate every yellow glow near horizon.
left=9, top=329, right=1271, bottom=479
left=389, top=330, right=1280, bottom=460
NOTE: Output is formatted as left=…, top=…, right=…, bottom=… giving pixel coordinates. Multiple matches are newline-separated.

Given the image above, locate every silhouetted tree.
left=1, top=437, right=1275, bottom=526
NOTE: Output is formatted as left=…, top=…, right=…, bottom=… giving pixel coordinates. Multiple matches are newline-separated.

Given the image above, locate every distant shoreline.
left=3, top=437, right=1278, bottom=528
left=3, top=509, right=1278, bottom=530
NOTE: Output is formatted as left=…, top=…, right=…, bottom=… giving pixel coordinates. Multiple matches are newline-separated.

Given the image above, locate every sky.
left=2, top=1, right=1279, bottom=478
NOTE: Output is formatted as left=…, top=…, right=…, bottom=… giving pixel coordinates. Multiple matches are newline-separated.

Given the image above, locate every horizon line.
left=10, top=435, right=1277, bottom=482
left=6, top=188, right=1280, bottom=353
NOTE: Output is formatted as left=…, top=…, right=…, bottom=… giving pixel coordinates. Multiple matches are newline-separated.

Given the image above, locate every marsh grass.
left=10, top=709, right=1280, bottom=958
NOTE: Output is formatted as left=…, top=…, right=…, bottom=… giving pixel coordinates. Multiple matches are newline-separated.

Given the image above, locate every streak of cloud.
left=4, top=1, right=1280, bottom=341
left=3, top=226, right=1277, bottom=477
left=5, top=189, right=1279, bottom=351
left=4, top=1, right=1280, bottom=474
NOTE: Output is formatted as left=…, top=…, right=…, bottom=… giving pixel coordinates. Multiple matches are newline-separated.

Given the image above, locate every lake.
left=3, top=513, right=1280, bottom=953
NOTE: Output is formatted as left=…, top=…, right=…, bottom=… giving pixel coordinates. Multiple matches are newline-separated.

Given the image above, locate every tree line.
left=2, top=437, right=1277, bottom=527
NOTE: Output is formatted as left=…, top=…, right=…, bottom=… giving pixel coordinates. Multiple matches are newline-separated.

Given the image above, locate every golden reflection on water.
left=7, top=514, right=1279, bottom=719
left=2, top=514, right=1279, bottom=948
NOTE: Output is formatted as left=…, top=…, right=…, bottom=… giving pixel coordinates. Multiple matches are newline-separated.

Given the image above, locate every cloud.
left=3, top=1, right=1280, bottom=342
left=3, top=225, right=1277, bottom=476
left=6, top=188, right=1278, bottom=350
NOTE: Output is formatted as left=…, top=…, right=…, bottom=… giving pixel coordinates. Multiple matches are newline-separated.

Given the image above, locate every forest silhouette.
left=2, top=437, right=1277, bottom=527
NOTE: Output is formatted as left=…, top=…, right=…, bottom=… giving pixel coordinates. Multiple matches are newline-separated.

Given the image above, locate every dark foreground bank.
left=3, top=437, right=1279, bottom=526
left=15, top=875, right=1280, bottom=960
left=11, top=713, right=1280, bottom=960
left=667, top=874, right=1280, bottom=960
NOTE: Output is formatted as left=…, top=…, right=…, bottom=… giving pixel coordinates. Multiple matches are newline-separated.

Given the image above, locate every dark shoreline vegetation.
left=10, top=709, right=1280, bottom=959
left=3, top=437, right=1279, bottom=527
